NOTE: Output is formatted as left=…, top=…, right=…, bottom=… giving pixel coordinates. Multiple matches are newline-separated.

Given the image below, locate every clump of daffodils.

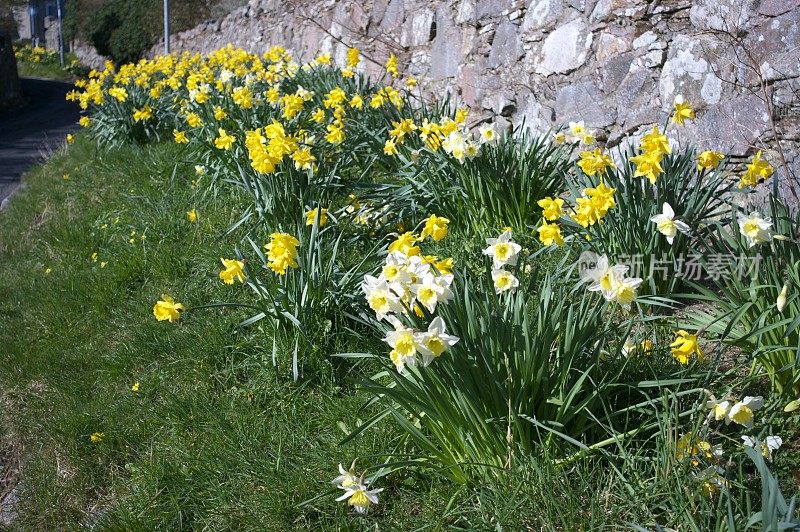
left=441, top=126, right=479, bottom=163
left=483, top=229, right=522, bottom=294
left=361, top=227, right=459, bottom=372
left=676, top=432, right=723, bottom=467
left=577, top=148, right=616, bottom=177
left=579, top=252, right=642, bottom=311
left=569, top=180, right=616, bottom=229
left=536, top=197, right=566, bottom=247
left=332, top=462, right=383, bottom=514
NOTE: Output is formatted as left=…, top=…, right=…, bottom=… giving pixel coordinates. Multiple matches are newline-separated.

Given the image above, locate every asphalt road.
left=0, top=77, right=79, bottom=206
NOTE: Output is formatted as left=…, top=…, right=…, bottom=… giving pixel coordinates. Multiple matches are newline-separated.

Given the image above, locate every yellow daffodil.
left=421, top=214, right=449, bottom=241
left=132, top=105, right=153, bottom=122
left=697, top=150, right=724, bottom=170
left=346, top=47, right=360, bottom=67
left=739, top=150, right=773, bottom=188
left=670, top=330, right=703, bottom=365
left=385, top=53, right=398, bottom=77
left=537, top=221, right=564, bottom=247
left=388, top=232, right=420, bottom=257
left=214, top=128, right=235, bottom=150
left=153, top=294, right=185, bottom=323
left=264, top=232, right=300, bottom=275
left=577, top=148, right=616, bottom=177
left=187, top=209, right=198, bottom=223
left=219, top=258, right=246, bottom=284
left=537, top=196, right=564, bottom=221
left=305, top=208, right=329, bottom=227
left=672, top=95, right=695, bottom=125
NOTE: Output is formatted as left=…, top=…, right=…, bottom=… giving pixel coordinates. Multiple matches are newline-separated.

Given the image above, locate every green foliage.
left=69, top=0, right=217, bottom=64
left=744, top=445, right=800, bottom=530
left=403, top=129, right=572, bottom=233
left=86, top=0, right=154, bottom=65
left=686, top=194, right=800, bottom=395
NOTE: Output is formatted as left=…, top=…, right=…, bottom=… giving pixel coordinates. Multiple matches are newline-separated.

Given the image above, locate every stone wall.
left=146, top=0, right=800, bottom=192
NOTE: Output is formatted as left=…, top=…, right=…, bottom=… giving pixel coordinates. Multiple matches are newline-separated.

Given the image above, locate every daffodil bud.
left=784, top=399, right=800, bottom=413
left=777, top=283, right=789, bottom=313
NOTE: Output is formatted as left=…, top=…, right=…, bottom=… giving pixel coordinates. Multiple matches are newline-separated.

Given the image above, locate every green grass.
left=2, top=137, right=799, bottom=530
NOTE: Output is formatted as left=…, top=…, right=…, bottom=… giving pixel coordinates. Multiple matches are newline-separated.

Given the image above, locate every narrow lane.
left=0, top=77, right=80, bottom=206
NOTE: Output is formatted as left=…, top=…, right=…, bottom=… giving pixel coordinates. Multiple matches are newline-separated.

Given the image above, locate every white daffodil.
left=335, top=483, right=383, bottom=514
left=478, top=123, right=498, bottom=144
left=705, top=399, right=731, bottom=422
left=650, top=202, right=691, bottom=244
left=218, top=69, right=234, bottom=83
left=621, top=338, right=637, bottom=357
left=742, top=435, right=783, bottom=460
left=381, top=253, right=412, bottom=286
left=738, top=212, right=774, bottom=247
left=412, top=273, right=454, bottom=314
left=295, top=85, right=314, bottom=101
left=492, top=268, right=519, bottom=294
left=727, top=396, right=764, bottom=429
left=385, top=324, right=422, bottom=372
left=610, top=275, right=643, bottom=311
left=442, top=130, right=468, bottom=163
left=332, top=462, right=359, bottom=489
left=362, top=275, right=403, bottom=320
left=405, top=254, right=432, bottom=285
left=483, top=230, right=522, bottom=269
left=415, top=316, right=460, bottom=365
left=568, top=121, right=586, bottom=140
left=777, top=283, right=789, bottom=313
left=579, top=253, right=629, bottom=301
